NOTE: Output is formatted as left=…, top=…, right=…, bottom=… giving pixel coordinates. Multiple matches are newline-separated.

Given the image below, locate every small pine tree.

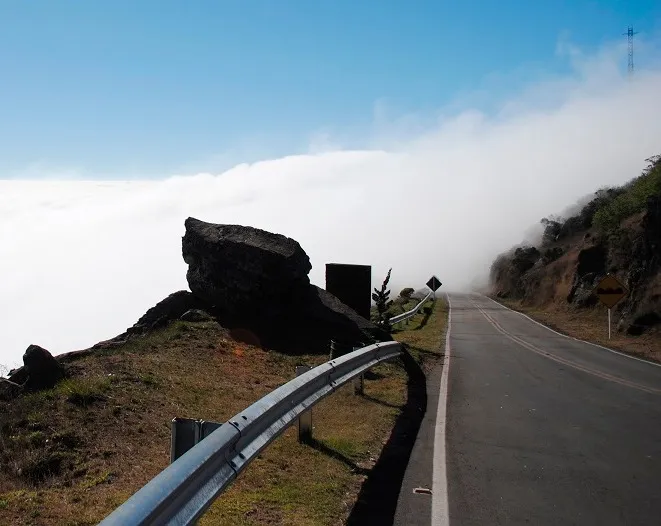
left=372, top=268, right=394, bottom=332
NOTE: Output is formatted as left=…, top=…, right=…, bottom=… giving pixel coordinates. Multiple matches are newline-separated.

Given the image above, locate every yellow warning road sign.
left=594, top=274, right=628, bottom=309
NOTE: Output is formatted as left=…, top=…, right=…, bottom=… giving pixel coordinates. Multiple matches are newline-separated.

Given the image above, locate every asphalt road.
left=443, top=293, right=661, bottom=525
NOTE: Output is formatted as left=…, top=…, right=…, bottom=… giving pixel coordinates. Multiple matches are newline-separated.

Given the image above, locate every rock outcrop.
left=8, top=345, right=65, bottom=391
left=490, top=246, right=541, bottom=298
left=565, top=244, right=606, bottom=307
left=181, top=217, right=387, bottom=353
left=179, top=309, right=214, bottom=323
left=183, top=218, right=312, bottom=315
left=127, top=290, right=209, bottom=335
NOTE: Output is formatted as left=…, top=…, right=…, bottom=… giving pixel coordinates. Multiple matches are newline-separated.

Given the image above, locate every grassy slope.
left=1, top=299, right=448, bottom=526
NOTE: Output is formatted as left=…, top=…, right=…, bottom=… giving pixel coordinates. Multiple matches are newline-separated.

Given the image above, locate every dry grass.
left=495, top=298, right=661, bottom=363
left=392, top=296, right=448, bottom=365
left=0, top=314, right=418, bottom=526
left=201, top=364, right=406, bottom=525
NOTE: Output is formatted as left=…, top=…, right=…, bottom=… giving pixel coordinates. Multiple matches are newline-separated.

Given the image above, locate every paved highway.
left=396, top=293, right=661, bottom=525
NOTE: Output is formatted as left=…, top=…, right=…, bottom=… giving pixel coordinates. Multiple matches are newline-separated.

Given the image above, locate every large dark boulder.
left=182, top=218, right=312, bottom=316
left=181, top=218, right=386, bottom=354
left=21, top=345, right=65, bottom=391
left=250, top=286, right=390, bottom=353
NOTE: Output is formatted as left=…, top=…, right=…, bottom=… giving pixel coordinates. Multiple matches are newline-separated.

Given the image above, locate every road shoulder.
left=392, top=298, right=448, bottom=526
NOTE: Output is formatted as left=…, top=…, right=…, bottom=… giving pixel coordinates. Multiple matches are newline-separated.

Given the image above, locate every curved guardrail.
left=99, top=341, right=403, bottom=526
left=389, top=290, right=434, bottom=325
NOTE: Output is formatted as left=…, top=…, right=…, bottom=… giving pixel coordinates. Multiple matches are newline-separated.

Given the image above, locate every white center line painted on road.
left=473, top=300, right=661, bottom=395
left=432, top=293, right=451, bottom=526
left=482, top=294, right=661, bottom=368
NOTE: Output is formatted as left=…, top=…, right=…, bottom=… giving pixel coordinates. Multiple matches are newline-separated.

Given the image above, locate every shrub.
left=592, top=155, right=661, bottom=232
left=540, top=216, right=563, bottom=244
left=58, top=378, right=110, bottom=407
left=399, top=287, right=414, bottom=299
left=51, top=430, right=82, bottom=450
left=536, top=156, right=661, bottom=242
left=512, top=246, right=540, bottom=273
left=19, top=450, right=71, bottom=483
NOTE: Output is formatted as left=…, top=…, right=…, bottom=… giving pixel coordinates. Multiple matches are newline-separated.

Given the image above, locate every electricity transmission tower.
left=623, top=26, right=639, bottom=77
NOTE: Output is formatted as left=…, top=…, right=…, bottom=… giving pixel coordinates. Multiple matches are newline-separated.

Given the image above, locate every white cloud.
left=2, top=38, right=661, bottom=369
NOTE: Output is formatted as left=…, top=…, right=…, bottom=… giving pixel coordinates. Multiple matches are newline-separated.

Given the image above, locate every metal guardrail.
left=389, top=290, right=434, bottom=325
left=99, top=341, right=403, bottom=526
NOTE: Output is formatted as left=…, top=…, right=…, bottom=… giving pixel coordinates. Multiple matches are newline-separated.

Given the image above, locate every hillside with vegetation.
left=490, top=155, right=661, bottom=360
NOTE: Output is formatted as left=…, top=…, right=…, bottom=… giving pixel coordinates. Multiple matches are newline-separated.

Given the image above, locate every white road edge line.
left=481, top=294, right=661, bottom=368
left=432, top=293, right=451, bottom=526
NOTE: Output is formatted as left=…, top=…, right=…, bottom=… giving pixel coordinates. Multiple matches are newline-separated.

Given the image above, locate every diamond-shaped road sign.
left=426, top=275, right=442, bottom=292
left=594, top=274, right=628, bottom=309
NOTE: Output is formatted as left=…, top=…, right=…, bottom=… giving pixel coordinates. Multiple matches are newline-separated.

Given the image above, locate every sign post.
left=426, top=275, right=442, bottom=302
left=594, top=274, right=628, bottom=339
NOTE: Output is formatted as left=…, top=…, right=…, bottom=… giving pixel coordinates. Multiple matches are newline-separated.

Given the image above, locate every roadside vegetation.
left=537, top=154, right=661, bottom=242
left=491, top=155, right=661, bottom=351
left=391, top=295, right=447, bottom=367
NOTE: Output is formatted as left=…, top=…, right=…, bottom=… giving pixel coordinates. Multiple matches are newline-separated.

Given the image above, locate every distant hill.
left=490, top=154, right=661, bottom=337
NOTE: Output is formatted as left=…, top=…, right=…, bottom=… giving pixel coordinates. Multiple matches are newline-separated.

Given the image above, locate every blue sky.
left=1, top=0, right=660, bottom=178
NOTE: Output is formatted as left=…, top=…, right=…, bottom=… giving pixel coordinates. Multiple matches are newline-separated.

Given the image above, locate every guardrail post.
left=171, top=417, right=197, bottom=464
left=353, top=374, right=364, bottom=395
left=170, top=418, right=224, bottom=463
left=352, top=346, right=364, bottom=395
left=296, top=365, right=313, bottom=443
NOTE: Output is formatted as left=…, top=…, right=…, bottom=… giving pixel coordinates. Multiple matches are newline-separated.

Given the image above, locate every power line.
left=623, top=26, right=639, bottom=77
